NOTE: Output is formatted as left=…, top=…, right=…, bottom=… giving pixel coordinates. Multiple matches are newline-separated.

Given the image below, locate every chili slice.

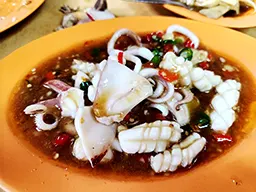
left=212, top=134, right=233, bottom=142
left=198, top=61, right=209, bottom=70
left=158, top=69, right=179, bottom=82
left=179, top=48, right=193, bottom=61
left=151, top=55, right=161, bottom=67
left=86, top=13, right=95, bottom=21
left=45, top=71, right=55, bottom=81
left=53, top=133, right=72, bottom=147
left=184, top=39, right=195, bottom=48
left=118, top=52, right=124, bottom=64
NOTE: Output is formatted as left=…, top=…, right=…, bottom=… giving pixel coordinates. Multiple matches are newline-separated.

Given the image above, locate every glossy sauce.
left=9, top=34, right=256, bottom=177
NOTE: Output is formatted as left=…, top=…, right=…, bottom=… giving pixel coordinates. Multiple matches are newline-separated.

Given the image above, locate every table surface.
left=0, top=0, right=256, bottom=59
left=0, top=0, right=256, bottom=191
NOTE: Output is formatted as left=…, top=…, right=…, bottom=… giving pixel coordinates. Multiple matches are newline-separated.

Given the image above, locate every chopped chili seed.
left=118, top=52, right=124, bottom=64
left=198, top=61, right=209, bottom=70
left=159, top=69, right=179, bottom=82
left=146, top=34, right=152, bottom=42
left=53, top=133, right=72, bottom=147
left=163, top=44, right=174, bottom=53
left=45, top=71, right=55, bottom=81
left=212, top=134, right=233, bottom=142
left=207, top=53, right=213, bottom=61
left=185, top=39, right=195, bottom=48
left=124, top=113, right=131, bottom=122
left=156, top=31, right=163, bottom=38
left=143, top=62, right=155, bottom=68
left=155, top=113, right=166, bottom=120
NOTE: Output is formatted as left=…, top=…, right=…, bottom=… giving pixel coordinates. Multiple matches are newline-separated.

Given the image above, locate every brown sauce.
left=8, top=33, right=256, bottom=177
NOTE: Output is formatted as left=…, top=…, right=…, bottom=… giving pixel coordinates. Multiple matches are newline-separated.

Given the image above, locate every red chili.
left=53, top=133, right=72, bottom=147
left=212, top=134, right=233, bottom=142
left=198, top=61, right=209, bottom=70
left=86, top=13, right=95, bottom=21
left=158, top=69, right=179, bottom=82
left=207, top=52, right=213, bottom=62
left=143, top=62, right=155, bottom=68
left=185, top=39, right=195, bottom=48
left=118, top=52, right=124, bottom=64
left=45, top=71, right=55, bottom=81
left=123, top=113, right=131, bottom=122
left=163, top=44, right=174, bottom=53
left=155, top=113, right=166, bottom=121
left=145, top=34, right=152, bottom=42
left=156, top=31, right=163, bottom=38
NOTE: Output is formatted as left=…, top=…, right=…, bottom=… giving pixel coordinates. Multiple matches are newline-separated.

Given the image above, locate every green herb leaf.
left=151, top=55, right=161, bottom=67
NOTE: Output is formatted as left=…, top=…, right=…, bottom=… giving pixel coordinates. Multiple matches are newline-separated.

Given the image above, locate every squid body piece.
left=72, top=137, right=114, bottom=163
left=160, top=52, right=222, bottom=92
left=159, top=52, right=193, bottom=87
left=190, top=67, right=222, bottom=92
left=74, top=107, right=116, bottom=167
left=118, top=120, right=183, bottom=154
left=210, top=80, right=241, bottom=134
left=165, top=25, right=199, bottom=48
left=72, top=60, right=107, bottom=102
left=93, top=59, right=153, bottom=125
left=150, top=133, right=206, bottom=173
left=60, top=87, right=84, bottom=118
left=71, top=59, right=97, bottom=76
left=191, top=49, right=208, bottom=65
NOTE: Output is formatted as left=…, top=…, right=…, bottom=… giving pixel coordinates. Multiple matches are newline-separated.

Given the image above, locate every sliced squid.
left=43, top=80, right=84, bottom=118
left=150, top=133, right=206, bottom=173
left=191, top=49, right=208, bottom=65
left=72, top=60, right=107, bottom=102
left=118, top=120, right=183, bottom=154
left=210, top=80, right=241, bottom=134
left=159, top=52, right=193, bottom=87
left=74, top=107, right=116, bottom=167
left=60, top=87, right=84, bottom=118
left=71, top=59, right=97, bottom=77
left=24, top=103, right=47, bottom=115
left=24, top=101, right=60, bottom=131
left=125, top=46, right=154, bottom=61
left=139, top=68, right=175, bottom=103
left=107, top=29, right=142, bottom=54
left=109, top=50, right=143, bottom=73
left=72, top=137, right=114, bottom=163
left=111, top=138, right=123, bottom=152
left=93, top=59, right=153, bottom=125
left=165, top=25, right=199, bottom=49
left=34, top=113, right=59, bottom=131
left=149, top=103, right=169, bottom=116
left=190, top=68, right=222, bottom=92
left=73, top=71, right=90, bottom=88
left=159, top=52, right=222, bottom=92
left=166, top=92, right=191, bottom=126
